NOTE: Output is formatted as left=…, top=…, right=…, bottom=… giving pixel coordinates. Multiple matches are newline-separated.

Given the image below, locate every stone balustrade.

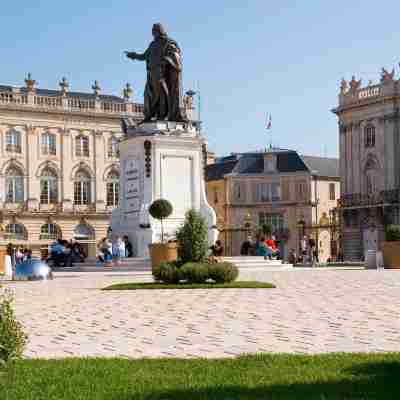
left=0, top=88, right=144, bottom=116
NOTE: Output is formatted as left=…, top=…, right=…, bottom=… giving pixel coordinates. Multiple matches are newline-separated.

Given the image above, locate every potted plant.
left=382, top=225, right=400, bottom=269
left=148, top=199, right=177, bottom=269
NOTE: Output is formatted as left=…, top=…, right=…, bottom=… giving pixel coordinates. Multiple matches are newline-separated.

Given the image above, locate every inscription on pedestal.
left=124, top=158, right=141, bottom=214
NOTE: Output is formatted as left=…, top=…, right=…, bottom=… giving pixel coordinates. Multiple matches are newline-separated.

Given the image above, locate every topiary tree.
left=385, top=225, right=400, bottom=242
left=176, top=209, right=209, bottom=263
left=260, top=223, right=273, bottom=237
left=149, top=199, right=173, bottom=242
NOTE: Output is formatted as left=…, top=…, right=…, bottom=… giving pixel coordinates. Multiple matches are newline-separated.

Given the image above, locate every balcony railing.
left=339, top=189, right=400, bottom=208
left=0, top=90, right=144, bottom=116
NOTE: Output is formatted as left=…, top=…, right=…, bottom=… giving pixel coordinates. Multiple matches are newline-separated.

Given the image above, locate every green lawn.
left=103, top=281, right=275, bottom=290
left=1, top=353, right=399, bottom=399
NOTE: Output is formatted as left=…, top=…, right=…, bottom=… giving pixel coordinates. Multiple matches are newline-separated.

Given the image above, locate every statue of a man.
left=125, top=23, right=186, bottom=122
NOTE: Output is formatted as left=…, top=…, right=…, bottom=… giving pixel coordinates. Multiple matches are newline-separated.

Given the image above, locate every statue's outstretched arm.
left=125, top=50, right=146, bottom=61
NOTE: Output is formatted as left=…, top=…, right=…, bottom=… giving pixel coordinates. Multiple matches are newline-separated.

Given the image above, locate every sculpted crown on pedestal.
left=349, top=75, right=362, bottom=92
left=381, top=67, right=395, bottom=83
left=59, top=77, right=69, bottom=95
left=25, top=73, right=36, bottom=92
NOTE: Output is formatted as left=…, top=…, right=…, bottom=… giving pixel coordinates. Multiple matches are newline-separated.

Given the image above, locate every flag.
left=266, top=114, right=272, bottom=130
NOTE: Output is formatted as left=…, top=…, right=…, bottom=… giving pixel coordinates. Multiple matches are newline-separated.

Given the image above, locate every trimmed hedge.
left=181, top=262, right=209, bottom=283
left=208, top=262, right=239, bottom=283
left=157, top=262, right=182, bottom=284
left=153, top=261, right=238, bottom=284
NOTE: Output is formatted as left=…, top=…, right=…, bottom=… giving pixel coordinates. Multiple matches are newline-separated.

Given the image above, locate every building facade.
left=0, top=75, right=143, bottom=257
left=206, top=149, right=340, bottom=261
left=333, top=69, right=400, bottom=260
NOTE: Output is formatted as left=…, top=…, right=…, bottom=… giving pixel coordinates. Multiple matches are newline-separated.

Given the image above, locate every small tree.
left=0, top=288, right=27, bottom=367
left=260, top=223, right=272, bottom=237
left=176, top=209, right=209, bottom=263
left=149, top=199, right=173, bottom=242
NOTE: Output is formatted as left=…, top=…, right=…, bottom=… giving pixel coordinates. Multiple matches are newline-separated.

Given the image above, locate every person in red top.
left=265, top=235, right=280, bottom=259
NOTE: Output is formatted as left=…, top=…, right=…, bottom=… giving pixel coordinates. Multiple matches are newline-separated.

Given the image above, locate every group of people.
left=5, top=244, right=32, bottom=268
left=48, top=239, right=87, bottom=268
left=97, top=235, right=133, bottom=263
left=240, top=235, right=281, bottom=260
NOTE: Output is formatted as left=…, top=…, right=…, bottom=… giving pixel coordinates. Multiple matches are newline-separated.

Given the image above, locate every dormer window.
left=264, top=154, right=276, bottom=172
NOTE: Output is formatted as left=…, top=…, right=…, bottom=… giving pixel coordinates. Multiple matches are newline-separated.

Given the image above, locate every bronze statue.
left=125, top=23, right=186, bottom=122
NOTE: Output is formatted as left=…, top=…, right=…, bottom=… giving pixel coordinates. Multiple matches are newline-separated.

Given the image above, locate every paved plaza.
left=3, top=268, right=400, bottom=358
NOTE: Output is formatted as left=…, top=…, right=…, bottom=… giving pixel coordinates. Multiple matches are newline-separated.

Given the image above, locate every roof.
left=300, top=155, right=339, bottom=177
left=206, top=150, right=339, bottom=180
left=0, top=84, right=124, bottom=102
left=205, top=160, right=238, bottom=181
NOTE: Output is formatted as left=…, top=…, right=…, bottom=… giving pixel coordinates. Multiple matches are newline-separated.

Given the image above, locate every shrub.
left=149, top=199, right=173, bottom=242
left=0, top=288, right=27, bottom=367
left=208, top=262, right=239, bottom=283
left=181, top=262, right=210, bottom=283
left=385, top=225, right=400, bottom=242
left=260, top=224, right=272, bottom=237
left=157, top=262, right=182, bottom=284
left=176, top=210, right=209, bottom=263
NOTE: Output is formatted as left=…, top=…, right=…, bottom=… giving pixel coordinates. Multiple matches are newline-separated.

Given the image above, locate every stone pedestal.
left=110, top=121, right=217, bottom=257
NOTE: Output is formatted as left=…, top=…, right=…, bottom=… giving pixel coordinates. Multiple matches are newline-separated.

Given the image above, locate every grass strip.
left=1, top=353, right=399, bottom=399
left=103, top=281, right=276, bottom=290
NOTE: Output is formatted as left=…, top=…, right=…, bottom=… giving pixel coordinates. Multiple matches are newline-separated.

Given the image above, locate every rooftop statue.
left=125, top=23, right=186, bottom=123
left=381, top=67, right=395, bottom=83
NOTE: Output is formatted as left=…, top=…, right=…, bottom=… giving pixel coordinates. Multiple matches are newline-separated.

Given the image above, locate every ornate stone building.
left=0, top=74, right=143, bottom=257
left=333, top=68, right=400, bottom=260
left=205, top=149, right=340, bottom=261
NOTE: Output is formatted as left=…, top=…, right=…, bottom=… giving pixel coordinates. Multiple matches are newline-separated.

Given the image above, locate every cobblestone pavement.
left=3, top=269, right=400, bottom=358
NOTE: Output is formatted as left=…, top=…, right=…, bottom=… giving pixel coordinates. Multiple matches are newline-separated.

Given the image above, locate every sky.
left=1, top=1, right=400, bottom=158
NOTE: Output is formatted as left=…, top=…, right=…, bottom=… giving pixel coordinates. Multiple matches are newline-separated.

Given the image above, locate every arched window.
left=106, top=170, right=119, bottom=206
left=5, top=129, right=21, bottom=153
left=107, top=136, right=119, bottom=158
left=73, top=223, right=94, bottom=240
left=5, top=166, right=24, bottom=203
left=41, top=132, right=56, bottom=155
left=40, top=167, right=58, bottom=204
left=75, top=135, right=89, bottom=157
left=40, top=223, right=61, bottom=240
left=74, top=169, right=91, bottom=205
left=364, top=125, right=375, bottom=148
left=4, top=223, right=27, bottom=240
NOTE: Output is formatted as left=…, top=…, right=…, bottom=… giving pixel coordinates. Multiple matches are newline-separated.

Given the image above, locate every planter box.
left=149, top=243, right=178, bottom=270
left=382, top=241, right=400, bottom=269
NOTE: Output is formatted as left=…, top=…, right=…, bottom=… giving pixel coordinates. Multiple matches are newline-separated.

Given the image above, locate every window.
left=73, top=223, right=94, bottom=240
left=40, top=223, right=61, bottom=240
left=5, top=129, right=21, bottom=153
left=329, top=183, right=336, bottom=201
left=4, top=223, right=27, bottom=240
left=106, top=170, right=119, bottom=206
left=234, top=182, right=242, bottom=200
left=41, top=132, right=56, bottom=155
left=75, top=135, right=89, bottom=157
left=214, top=188, right=219, bottom=204
left=107, top=136, right=119, bottom=158
left=40, top=167, right=58, bottom=204
left=5, top=166, right=24, bottom=203
left=74, top=169, right=91, bottom=205
left=296, top=181, right=308, bottom=201
left=364, top=125, right=375, bottom=148
left=259, top=213, right=284, bottom=232
left=256, top=182, right=281, bottom=202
